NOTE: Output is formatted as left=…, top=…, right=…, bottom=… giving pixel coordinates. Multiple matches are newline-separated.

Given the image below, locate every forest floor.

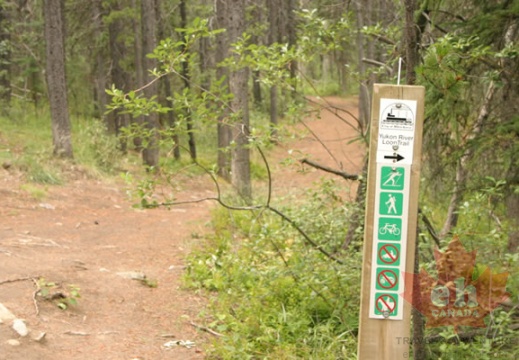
left=0, top=96, right=365, bottom=360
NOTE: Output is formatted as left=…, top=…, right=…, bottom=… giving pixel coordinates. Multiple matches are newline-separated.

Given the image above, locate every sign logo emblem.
left=380, top=103, right=415, bottom=131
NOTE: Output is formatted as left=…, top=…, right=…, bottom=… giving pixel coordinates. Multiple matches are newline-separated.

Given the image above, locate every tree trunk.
left=251, top=1, right=262, bottom=108
left=267, top=0, right=279, bottom=138
left=160, top=75, right=180, bottom=159
left=180, top=0, right=197, bottom=161
left=343, top=158, right=368, bottom=249
left=501, top=22, right=519, bottom=252
left=506, top=190, right=519, bottom=252
left=43, top=0, right=73, bottom=158
left=354, top=0, right=370, bottom=134
left=227, top=0, right=251, bottom=200
left=403, top=1, right=425, bottom=357
left=156, top=0, right=180, bottom=160
left=140, top=0, right=160, bottom=168
left=215, top=0, right=231, bottom=180
left=252, top=70, right=262, bottom=107
left=286, top=0, right=297, bottom=93
left=107, top=0, right=130, bottom=151
left=92, top=0, right=107, bottom=120
left=441, top=82, right=496, bottom=237
left=412, top=224, right=426, bottom=360
left=0, top=2, right=11, bottom=103
left=132, top=0, right=144, bottom=150
left=403, top=0, right=419, bottom=84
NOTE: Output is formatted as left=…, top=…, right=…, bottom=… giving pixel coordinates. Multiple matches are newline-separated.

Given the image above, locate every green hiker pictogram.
left=379, top=192, right=403, bottom=216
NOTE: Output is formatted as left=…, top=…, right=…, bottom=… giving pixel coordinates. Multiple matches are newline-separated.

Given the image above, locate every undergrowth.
left=185, top=179, right=362, bottom=359
left=0, top=104, right=128, bottom=183
left=185, top=174, right=519, bottom=359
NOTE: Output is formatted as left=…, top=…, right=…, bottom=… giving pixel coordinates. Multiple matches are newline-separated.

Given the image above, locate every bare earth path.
left=0, top=97, right=363, bottom=359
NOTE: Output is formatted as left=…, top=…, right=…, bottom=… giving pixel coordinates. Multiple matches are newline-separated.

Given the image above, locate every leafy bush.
left=75, top=119, right=122, bottom=173
left=186, top=179, right=362, bottom=359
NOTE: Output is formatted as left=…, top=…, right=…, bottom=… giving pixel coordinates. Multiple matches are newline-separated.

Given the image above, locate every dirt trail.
left=0, top=97, right=363, bottom=359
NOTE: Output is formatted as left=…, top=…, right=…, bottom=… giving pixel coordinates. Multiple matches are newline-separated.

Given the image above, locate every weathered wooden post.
left=357, top=84, right=425, bottom=359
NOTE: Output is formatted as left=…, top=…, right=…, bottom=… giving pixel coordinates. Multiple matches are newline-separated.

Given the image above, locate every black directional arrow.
left=384, top=153, right=404, bottom=162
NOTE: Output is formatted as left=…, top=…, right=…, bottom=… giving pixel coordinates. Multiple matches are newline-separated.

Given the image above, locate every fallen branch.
left=0, top=276, right=41, bottom=316
left=367, top=32, right=396, bottom=45
left=362, top=58, right=393, bottom=75
left=0, top=276, right=37, bottom=286
left=31, top=278, right=41, bottom=316
left=145, top=147, right=345, bottom=265
left=190, top=321, right=224, bottom=337
left=301, top=158, right=359, bottom=181
left=419, top=208, right=441, bottom=246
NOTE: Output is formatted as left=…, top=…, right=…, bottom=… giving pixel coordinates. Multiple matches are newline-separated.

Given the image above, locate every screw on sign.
left=375, top=293, right=398, bottom=316
left=378, top=243, right=400, bottom=266
left=377, top=269, right=398, bottom=290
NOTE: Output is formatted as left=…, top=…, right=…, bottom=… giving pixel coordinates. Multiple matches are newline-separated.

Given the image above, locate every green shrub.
left=185, top=179, right=361, bottom=359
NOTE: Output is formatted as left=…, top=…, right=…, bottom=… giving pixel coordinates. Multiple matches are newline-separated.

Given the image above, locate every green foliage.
left=0, top=105, right=62, bottom=183
left=417, top=179, right=519, bottom=359
left=19, top=183, right=48, bottom=200
left=75, top=119, right=121, bottom=173
left=185, top=180, right=361, bottom=358
left=37, top=278, right=81, bottom=311
left=0, top=102, right=124, bottom=181
left=296, top=9, right=352, bottom=55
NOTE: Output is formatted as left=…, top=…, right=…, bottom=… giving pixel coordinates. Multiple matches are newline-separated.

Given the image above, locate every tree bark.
left=403, top=1, right=425, bottom=358
left=180, top=0, right=197, bottom=160
left=227, top=0, right=251, bottom=200
left=251, top=1, right=262, bottom=107
left=404, top=0, right=419, bottom=84
left=92, top=0, right=107, bottom=120
left=267, top=0, right=279, bottom=138
left=286, top=0, right=297, bottom=93
left=215, top=0, right=231, bottom=180
left=132, top=0, right=144, bottom=150
left=0, top=2, right=11, bottom=103
left=156, top=0, right=180, bottom=160
left=43, top=0, right=73, bottom=158
left=441, top=82, right=496, bottom=237
left=501, top=22, right=519, bottom=252
left=107, top=0, right=130, bottom=150
left=354, top=0, right=370, bottom=134
left=343, top=158, right=368, bottom=249
left=140, top=0, right=160, bottom=168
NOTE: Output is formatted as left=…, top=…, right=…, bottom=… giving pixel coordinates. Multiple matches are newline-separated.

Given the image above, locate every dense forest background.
left=0, top=0, right=517, bottom=358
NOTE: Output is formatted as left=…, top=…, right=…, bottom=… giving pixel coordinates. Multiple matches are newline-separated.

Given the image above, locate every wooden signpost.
left=357, top=84, right=425, bottom=359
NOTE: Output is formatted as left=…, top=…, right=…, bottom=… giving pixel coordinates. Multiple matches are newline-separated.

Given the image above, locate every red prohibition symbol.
left=377, top=269, right=398, bottom=289
left=378, top=244, right=399, bottom=264
left=376, top=294, right=397, bottom=314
